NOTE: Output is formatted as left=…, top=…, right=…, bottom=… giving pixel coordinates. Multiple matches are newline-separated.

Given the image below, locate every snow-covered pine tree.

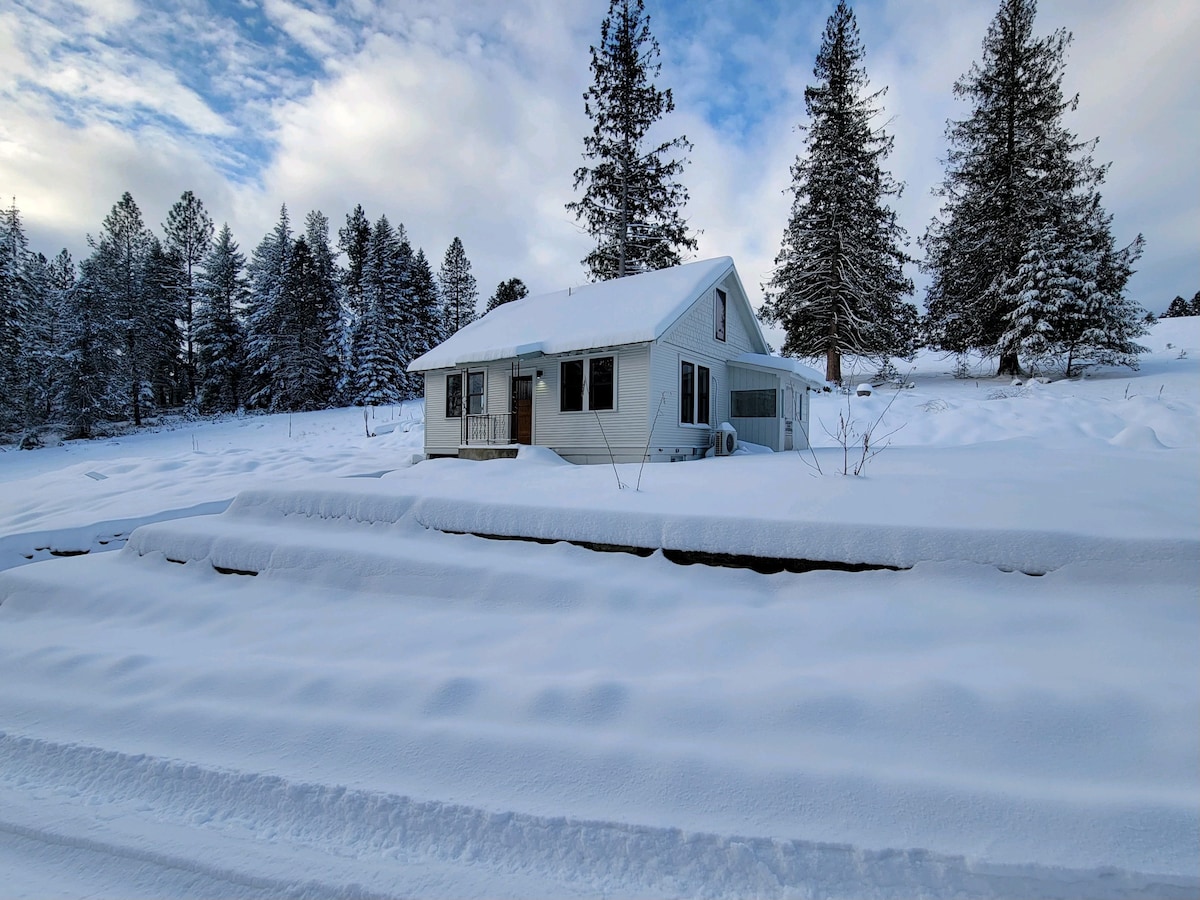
left=0, top=199, right=33, bottom=431
left=163, top=190, right=213, bottom=403
left=437, top=236, right=477, bottom=335
left=57, top=255, right=119, bottom=439
left=1163, top=296, right=1189, bottom=318
left=485, top=277, right=529, bottom=313
left=338, top=204, right=371, bottom=320
left=1191, top=292, right=1200, bottom=315
left=303, top=210, right=344, bottom=404
left=567, top=0, right=697, bottom=280
left=349, top=215, right=407, bottom=406
left=760, top=0, right=915, bottom=384
left=245, top=206, right=293, bottom=410
left=405, top=247, right=442, bottom=398
left=144, top=237, right=186, bottom=408
left=88, top=192, right=163, bottom=427
left=195, top=223, right=248, bottom=412
left=922, top=0, right=1144, bottom=376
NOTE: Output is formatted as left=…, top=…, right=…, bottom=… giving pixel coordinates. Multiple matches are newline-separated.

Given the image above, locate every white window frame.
left=714, top=288, right=727, bottom=342
left=679, top=358, right=714, bottom=427
left=559, top=354, right=617, bottom=413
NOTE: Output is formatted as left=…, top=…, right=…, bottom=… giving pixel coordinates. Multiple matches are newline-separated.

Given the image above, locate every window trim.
left=466, top=371, right=485, bottom=416
left=559, top=353, right=617, bottom=413
left=680, top=361, right=695, bottom=424
left=679, top=359, right=713, bottom=427
left=446, top=372, right=463, bottom=418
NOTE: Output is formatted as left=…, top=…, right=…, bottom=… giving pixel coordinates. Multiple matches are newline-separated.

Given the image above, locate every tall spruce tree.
left=922, top=0, right=1144, bottom=376
left=567, top=0, right=697, bottom=280
left=302, top=209, right=345, bottom=402
left=760, top=1, right=915, bottom=384
left=58, top=256, right=119, bottom=438
left=437, top=236, right=477, bottom=334
left=405, top=247, right=442, bottom=398
left=88, top=192, right=162, bottom=426
left=163, top=190, right=213, bottom=402
left=195, top=223, right=248, bottom=412
left=245, top=206, right=294, bottom=409
left=485, top=277, right=529, bottom=313
left=350, top=215, right=407, bottom=405
left=0, top=200, right=33, bottom=430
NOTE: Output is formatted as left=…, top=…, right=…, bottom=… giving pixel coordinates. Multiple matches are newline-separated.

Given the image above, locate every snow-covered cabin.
left=407, top=257, right=826, bottom=463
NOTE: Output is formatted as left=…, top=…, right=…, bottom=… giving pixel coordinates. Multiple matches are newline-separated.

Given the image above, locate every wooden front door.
left=511, top=376, right=533, bottom=444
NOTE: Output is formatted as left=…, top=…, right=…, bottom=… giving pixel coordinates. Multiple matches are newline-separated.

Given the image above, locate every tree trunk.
left=997, top=351, right=1020, bottom=377
left=825, top=348, right=842, bottom=384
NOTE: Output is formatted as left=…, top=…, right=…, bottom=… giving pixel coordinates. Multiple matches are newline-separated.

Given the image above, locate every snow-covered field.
left=1, top=319, right=1197, bottom=899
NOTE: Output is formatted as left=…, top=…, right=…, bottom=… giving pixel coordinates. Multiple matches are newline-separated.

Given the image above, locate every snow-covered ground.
left=1, top=319, right=1197, bottom=899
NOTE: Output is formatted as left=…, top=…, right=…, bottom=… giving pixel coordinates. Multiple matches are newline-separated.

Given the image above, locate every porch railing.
left=463, top=414, right=513, bottom=445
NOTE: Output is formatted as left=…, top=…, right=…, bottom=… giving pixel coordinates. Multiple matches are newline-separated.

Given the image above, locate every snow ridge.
left=3, top=732, right=1192, bottom=900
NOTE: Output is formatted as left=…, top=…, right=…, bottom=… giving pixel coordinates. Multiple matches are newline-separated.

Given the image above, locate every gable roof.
left=409, top=257, right=759, bottom=371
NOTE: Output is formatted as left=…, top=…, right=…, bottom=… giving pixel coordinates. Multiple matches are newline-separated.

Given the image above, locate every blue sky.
left=2, top=0, right=1197, bottom=315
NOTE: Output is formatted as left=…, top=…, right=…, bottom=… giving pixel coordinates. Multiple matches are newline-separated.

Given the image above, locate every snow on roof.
left=409, top=257, right=736, bottom=371
left=732, top=352, right=827, bottom=387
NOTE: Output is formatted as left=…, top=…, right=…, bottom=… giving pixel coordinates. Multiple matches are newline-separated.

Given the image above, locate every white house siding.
left=422, top=369, right=461, bottom=455
left=728, top=366, right=783, bottom=449
left=650, top=276, right=761, bottom=458
left=532, top=344, right=651, bottom=464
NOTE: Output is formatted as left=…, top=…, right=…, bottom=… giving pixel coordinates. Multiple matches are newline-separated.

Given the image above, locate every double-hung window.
left=560, top=355, right=615, bottom=412
left=446, top=372, right=485, bottom=417
left=680, top=362, right=711, bottom=425
left=446, top=373, right=463, bottom=418
left=466, top=372, right=485, bottom=415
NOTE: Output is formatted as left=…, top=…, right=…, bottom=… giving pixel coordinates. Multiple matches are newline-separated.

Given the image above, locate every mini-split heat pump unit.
left=714, top=424, right=737, bottom=457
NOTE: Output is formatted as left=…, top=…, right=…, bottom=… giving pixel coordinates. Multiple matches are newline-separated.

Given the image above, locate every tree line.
left=570, top=0, right=1153, bottom=382
left=0, top=194, right=528, bottom=443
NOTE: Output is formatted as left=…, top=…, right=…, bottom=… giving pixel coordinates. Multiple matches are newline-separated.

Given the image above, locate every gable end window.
left=560, top=355, right=615, bottom=412
left=714, top=288, right=727, bottom=342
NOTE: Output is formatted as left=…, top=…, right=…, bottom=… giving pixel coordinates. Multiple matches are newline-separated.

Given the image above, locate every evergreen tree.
left=195, top=223, right=248, bottom=412
left=57, top=256, right=119, bottom=439
left=349, top=215, right=408, bottom=406
left=163, top=190, right=214, bottom=402
left=486, top=277, right=529, bottom=313
left=567, top=0, right=697, bottom=280
left=1163, top=296, right=1189, bottom=318
left=437, top=236, right=478, bottom=334
left=338, top=204, right=372, bottom=319
left=302, top=209, right=345, bottom=403
left=88, top=192, right=162, bottom=426
left=0, top=200, right=33, bottom=430
left=760, top=1, right=915, bottom=383
left=245, top=206, right=293, bottom=409
left=922, top=0, right=1143, bottom=376
left=144, top=237, right=186, bottom=407
left=405, top=247, right=442, bottom=398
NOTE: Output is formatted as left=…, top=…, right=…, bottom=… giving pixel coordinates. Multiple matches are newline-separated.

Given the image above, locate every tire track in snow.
left=2, top=732, right=1194, bottom=900
left=0, top=818, right=402, bottom=900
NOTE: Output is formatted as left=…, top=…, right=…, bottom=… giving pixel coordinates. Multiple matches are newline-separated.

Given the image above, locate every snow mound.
left=1109, top=424, right=1168, bottom=449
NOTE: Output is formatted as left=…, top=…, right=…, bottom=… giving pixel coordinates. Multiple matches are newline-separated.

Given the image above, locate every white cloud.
left=1, top=0, right=1196, bottom=315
